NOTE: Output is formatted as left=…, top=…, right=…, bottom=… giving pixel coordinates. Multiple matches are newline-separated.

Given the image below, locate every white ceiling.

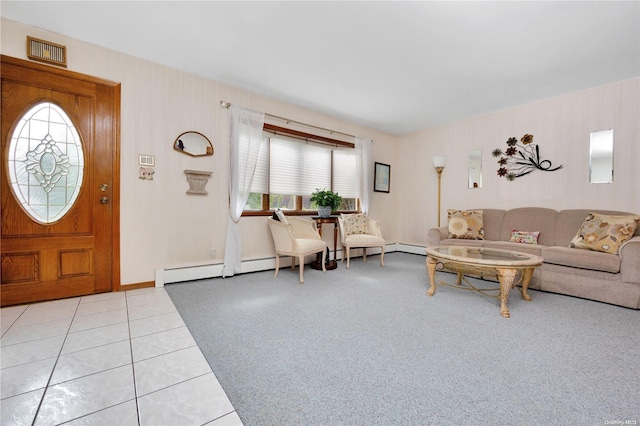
left=2, top=1, right=639, bottom=135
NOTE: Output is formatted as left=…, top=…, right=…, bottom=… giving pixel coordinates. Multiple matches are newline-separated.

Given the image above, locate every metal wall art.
left=492, top=134, right=562, bottom=181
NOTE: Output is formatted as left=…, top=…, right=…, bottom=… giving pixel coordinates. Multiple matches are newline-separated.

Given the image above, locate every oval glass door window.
left=7, top=102, right=84, bottom=224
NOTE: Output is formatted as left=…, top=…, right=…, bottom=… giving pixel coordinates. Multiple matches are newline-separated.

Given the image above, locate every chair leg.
left=346, top=247, right=350, bottom=269
left=291, top=256, right=296, bottom=270
left=380, top=245, right=385, bottom=267
left=298, top=255, right=305, bottom=284
left=363, top=248, right=367, bottom=263
left=274, top=253, right=280, bottom=278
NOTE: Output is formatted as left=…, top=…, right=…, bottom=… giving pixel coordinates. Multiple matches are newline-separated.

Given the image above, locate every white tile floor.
left=0, top=287, right=243, bottom=425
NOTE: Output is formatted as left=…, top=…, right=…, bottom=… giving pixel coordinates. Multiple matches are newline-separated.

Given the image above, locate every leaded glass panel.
left=7, top=102, right=84, bottom=224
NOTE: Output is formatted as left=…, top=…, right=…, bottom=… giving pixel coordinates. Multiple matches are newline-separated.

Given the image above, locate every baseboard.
left=396, top=243, right=427, bottom=256
left=156, top=263, right=225, bottom=286
left=154, top=243, right=423, bottom=286
left=120, top=281, right=155, bottom=291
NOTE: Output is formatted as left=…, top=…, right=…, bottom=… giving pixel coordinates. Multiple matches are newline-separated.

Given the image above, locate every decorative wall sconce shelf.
left=184, top=170, right=212, bottom=195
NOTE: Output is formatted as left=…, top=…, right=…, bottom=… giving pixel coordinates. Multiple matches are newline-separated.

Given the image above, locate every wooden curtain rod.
left=263, top=124, right=355, bottom=148
left=219, top=100, right=369, bottom=146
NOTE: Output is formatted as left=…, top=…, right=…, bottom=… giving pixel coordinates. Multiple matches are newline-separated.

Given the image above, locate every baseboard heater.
left=155, top=244, right=423, bottom=287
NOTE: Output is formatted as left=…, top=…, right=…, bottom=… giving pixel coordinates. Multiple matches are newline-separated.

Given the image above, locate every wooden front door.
left=1, top=55, right=120, bottom=306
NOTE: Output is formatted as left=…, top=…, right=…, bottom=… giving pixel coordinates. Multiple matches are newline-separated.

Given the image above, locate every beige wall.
left=1, top=18, right=398, bottom=285
left=3, top=18, right=638, bottom=284
left=397, top=77, right=640, bottom=246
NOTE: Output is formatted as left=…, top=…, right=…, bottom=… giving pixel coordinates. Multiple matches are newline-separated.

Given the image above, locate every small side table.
left=310, top=216, right=338, bottom=270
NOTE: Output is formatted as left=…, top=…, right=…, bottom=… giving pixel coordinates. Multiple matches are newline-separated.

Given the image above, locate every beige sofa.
left=428, top=208, right=640, bottom=309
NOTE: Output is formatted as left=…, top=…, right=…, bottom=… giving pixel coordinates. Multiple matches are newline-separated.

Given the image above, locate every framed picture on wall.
left=374, top=162, right=390, bottom=193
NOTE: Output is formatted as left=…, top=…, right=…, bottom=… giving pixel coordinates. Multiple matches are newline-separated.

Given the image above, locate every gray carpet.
left=165, top=252, right=639, bottom=425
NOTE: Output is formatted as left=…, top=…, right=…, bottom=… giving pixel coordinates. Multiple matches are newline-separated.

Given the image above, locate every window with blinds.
left=245, top=133, right=358, bottom=212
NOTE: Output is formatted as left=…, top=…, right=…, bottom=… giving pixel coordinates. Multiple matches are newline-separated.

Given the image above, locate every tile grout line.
left=131, top=342, right=198, bottom=364
left=0, top=306, right=28, bottom=339
left=56, top=399, right=139, bottom=425
left=134, top=371, right=212, bottom=400
left=133, top=289, right=241, bottom=425
left=64, top=319, right=128, bottom=336
left=2, top=289, right=231, bottom=425
left=125, top=290, right=143, bottom=426
left=162, top=288, right=244, bottom=425
left=129, top=323, right=186, bottom=340
left=55, top=336, right=130, bottom=358
left=30, top=298, right=82, bottom=426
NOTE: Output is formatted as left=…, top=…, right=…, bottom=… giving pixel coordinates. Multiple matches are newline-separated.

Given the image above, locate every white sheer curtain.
left=222, top=106, right=265, bottom=277
left=355, top=137, right=372, bottom=214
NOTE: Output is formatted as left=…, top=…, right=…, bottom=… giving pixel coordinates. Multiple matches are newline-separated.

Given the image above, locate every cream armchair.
left=267, top=217, right=327, bottom=284
left=338, top=214, right=385, bottom=269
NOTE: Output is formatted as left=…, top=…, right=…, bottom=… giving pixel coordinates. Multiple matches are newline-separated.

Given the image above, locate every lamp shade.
left=432, top=156, right=447, bottom=168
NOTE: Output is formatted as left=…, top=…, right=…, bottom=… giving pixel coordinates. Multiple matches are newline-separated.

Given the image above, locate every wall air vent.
left=27, top=36, right=67, bottom=68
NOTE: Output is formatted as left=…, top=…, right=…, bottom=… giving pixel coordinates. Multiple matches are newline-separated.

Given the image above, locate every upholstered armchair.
left=338, top=214, right=385, bottom=269
left=267, top=217, right=327, bottom=284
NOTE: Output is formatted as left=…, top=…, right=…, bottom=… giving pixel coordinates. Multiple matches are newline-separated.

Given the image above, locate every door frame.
left=1, top=55, right=121, bottom=293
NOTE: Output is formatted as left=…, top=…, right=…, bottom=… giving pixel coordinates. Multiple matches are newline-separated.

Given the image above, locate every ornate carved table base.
left=426, top=247, right=541, bottom=318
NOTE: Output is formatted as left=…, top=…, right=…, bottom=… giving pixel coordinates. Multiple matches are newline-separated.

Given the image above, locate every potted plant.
left=310, top=188, right=342, bottom=217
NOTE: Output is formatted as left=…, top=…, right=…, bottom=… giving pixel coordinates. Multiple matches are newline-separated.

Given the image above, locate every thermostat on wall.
left=138, top=154, right=155, bottom=166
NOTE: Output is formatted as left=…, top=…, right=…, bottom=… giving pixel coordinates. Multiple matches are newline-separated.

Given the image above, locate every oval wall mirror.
left=174, top=131, right=213, bottom=157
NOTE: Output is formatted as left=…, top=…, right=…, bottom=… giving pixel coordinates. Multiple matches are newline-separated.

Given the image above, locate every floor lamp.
left=432, top=156, right=447, bottom=227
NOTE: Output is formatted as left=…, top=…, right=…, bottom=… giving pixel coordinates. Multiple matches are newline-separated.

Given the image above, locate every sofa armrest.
left=428, top=226, right=447, bottom=246
left=620, top=236, right=640, bottom=284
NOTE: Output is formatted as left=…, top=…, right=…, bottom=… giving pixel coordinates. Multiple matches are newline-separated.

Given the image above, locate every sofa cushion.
left=439, top=239, right=485, bottom=248
left=476, top=209, right=507, bottom=241
left=556, top=209, right=640, bottom=246
left=484, top=241, right=543, bottom=257
left=541, top=246, right=621, bottom=273
left=447, top=209, right=484, bottom=240
left=498, top=207, right=558, bottom=246
left=569, top=212, right=640, bottom=255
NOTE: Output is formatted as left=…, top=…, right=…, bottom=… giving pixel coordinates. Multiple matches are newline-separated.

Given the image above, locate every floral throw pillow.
left=341, top=213, right=367, bottom=235
left=569, top=213, right=640, bottom=255
left=509, top=230, right=540, bottom=245
left=447, top=209, right=484, bottom=240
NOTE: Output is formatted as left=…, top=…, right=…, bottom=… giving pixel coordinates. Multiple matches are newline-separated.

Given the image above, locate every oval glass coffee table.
left=425, top=246, right=543, bottom=318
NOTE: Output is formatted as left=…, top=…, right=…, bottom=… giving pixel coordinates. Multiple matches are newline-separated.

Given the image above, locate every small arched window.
left=7, top=101, right=84, bottom=224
